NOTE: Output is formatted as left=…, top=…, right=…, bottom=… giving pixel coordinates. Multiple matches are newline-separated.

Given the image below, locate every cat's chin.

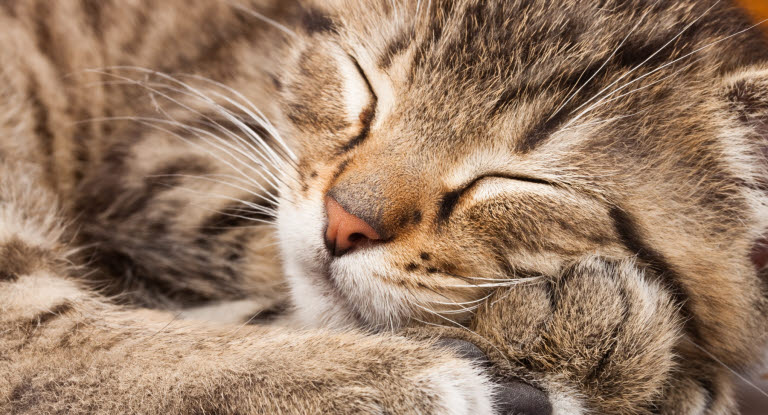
left=285, top=257, right=411, bottom=332
left=277, top=193, right=413, bottom=331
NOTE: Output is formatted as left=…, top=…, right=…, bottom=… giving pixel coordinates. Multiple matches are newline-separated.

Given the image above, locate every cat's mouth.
left=277, top=194, right=415, bottom=329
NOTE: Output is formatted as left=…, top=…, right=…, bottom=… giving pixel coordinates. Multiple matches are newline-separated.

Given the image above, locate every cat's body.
left=1, top=0, right=767, bottom=414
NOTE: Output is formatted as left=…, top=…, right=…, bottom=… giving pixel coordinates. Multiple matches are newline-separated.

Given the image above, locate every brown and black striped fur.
left=1, top=0, right=767, bottom=413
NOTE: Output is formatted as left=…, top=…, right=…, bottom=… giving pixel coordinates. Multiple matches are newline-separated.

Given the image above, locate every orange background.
left=737, top=0, right=768, bottom=32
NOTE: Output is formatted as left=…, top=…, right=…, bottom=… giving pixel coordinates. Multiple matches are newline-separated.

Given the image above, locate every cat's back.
left=0, top=0, right=298, bottom=197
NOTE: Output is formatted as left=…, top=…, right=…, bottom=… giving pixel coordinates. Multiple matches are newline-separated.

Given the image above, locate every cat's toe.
left=495, top=380, right=552, bottom=415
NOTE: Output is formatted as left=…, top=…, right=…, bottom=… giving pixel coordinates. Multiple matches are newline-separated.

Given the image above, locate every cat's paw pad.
left=435, top=338, right=552, bottom=415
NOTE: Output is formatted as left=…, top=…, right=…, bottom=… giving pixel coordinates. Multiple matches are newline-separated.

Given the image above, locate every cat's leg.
left=427, top=257, right=739, bottom=415
left=0, top=161, right=504, bottom=414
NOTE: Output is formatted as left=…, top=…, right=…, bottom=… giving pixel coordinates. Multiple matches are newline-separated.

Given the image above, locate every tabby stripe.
left=247, top=301, right=290, bottom=325
left=72, top=122, right=92, bottom=183
left=0, top=238, right=48, bottom=282
left=337, top=106, right=375, bottom=155
left=106, top=157, right=210, bottom=221
left=19, top=301, right=74, bottom=332
left=0, top=0, right=16, bottom=18
left=26, top=79, right=55, bottom=161
left=608, top=207, right=700, bottom=340
left=436, top=190, right=461, bottom=225
left=121, top=10, right=150, bottom=54
left=301, top=8, right=337, bottom=35
left=31, top=0, right=55, bottom=64
left=379, top=30, right=414, bottom=70
left=586, top=280, right=631, bottom=383
left=199, top=198, right=273, bottom=237
left=330, top=158, right=351, bottom=185
left=80, top=0, right=105, bottom=37
left=491, top=61, right=609, bottom=152
left=698, top=376, right=717, bottom=412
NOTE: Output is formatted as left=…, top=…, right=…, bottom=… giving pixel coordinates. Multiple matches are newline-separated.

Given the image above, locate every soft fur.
left=0, top=0, right=767, bottom=414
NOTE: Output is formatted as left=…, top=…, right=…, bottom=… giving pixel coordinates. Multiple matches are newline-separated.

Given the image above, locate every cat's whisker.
left=449, top=275, right=535, bottom=283
left=97, top=115, right=286, bottom=198
left=563, top=0, right=723, bottom=128
left=81, top=115, right=286, bottom=202
left=193, top=116, right=300, bottom=189
left=548, top=0, right=660, bottom=121
left=556, top=110, right=649, bottom=134
left=390, top=0, right=400, bottom=22
left=161, top=171, right=274, bottom=192
left=572, top=16, right=768, bottom=127
left=566, top=54, right=702, bottom=128
left=438, top=269, right=543, bottom=286
left=411, top=302, right=512, bottom=366
left=139, top=96, right=292, bottom=193
left=172, top=172, right=284, bottom=203
left=172, top=188, right=278, bottom=225
left=419, top=285, right=488, bottom=315
left=444, top=278, right=542, bottom=289
left=686, top=339, right=768, bottom=399
left=141, top=81, right=298, bottom=190
left=147, top=174, right=279, bottom=214
left=429, top=306, right=483, bottom=315
left=82, top=70, right=293, bottom=180
left=89, top=68, right=298, bottom=184
left=164, top=71, right=298, bottom=164
left=428, top=293, right=495, bottom=307
left=426, top=295, right=494, bottom=316
left=226, top=0, right=298, bottom=39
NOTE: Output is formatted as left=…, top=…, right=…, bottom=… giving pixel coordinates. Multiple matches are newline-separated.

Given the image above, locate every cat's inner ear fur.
left=722, top=65, right=768, bottom=270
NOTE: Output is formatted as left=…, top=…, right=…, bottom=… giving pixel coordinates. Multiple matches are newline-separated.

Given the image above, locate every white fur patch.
left=418, top=360, right=496, bottom=415
left=0, top=271, right=85, bottom=320
left=546, top=385, right=586, bottom=415
left=179, top=299, right=269, bottom=324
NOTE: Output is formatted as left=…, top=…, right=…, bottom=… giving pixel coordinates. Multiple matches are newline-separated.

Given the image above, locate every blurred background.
left=737, top=0, right=768, bottom=27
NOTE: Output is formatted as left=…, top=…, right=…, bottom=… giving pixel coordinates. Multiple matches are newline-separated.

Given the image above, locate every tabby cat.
left=1, top=0, right=767, bottom=414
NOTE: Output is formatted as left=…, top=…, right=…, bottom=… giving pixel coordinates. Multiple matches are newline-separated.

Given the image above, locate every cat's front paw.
left=470, top=256, right=682, bottom=414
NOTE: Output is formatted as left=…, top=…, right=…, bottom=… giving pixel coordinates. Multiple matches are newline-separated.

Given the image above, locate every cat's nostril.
left=325, top=196, right=382, bottom=256
left=348, top=233, right=367, bottom=244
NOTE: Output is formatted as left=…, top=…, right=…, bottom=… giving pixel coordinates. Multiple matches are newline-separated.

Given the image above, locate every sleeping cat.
left=1, top=0, right=767, bottom=413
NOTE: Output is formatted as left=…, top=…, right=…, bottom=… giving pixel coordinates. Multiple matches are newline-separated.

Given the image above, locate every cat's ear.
left=721, top=65, right=768, bottom=133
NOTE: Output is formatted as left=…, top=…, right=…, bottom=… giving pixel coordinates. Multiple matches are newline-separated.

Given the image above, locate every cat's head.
left=270, top=0, right=768, bottom=338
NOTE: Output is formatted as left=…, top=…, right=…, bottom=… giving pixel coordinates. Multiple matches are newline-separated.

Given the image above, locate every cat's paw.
left=472, top=256, right=682, bottom=414
left=436, top=338, right=552, bottom=415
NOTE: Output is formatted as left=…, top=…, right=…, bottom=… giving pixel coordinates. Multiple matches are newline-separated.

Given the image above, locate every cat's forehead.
left=303, top=1, right=715, bottom=125
left=287, top=0, right=755, bottom=169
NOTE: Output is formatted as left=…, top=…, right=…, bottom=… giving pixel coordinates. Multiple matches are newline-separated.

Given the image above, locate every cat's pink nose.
left=325, top=196, right=381, bottom=256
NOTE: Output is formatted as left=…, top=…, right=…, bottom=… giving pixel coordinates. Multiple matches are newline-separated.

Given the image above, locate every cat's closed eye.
left=438, top=174, right=555, bottom=221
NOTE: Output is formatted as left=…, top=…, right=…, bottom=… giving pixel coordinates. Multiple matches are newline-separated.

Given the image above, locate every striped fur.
left=0, top=0, right=767, bottom=413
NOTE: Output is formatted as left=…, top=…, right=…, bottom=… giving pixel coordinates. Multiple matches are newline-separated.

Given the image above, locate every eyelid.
left=348, top=54, right=377, bottom=103
left=336, top=55, right=378, bottom=154
left=438, top=174, right=553, bottom=223
left=462, top=174, right=554, bottom=194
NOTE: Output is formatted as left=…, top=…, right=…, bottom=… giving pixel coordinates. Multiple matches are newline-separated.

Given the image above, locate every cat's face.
left=272, top=0, right=768, bottom=331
